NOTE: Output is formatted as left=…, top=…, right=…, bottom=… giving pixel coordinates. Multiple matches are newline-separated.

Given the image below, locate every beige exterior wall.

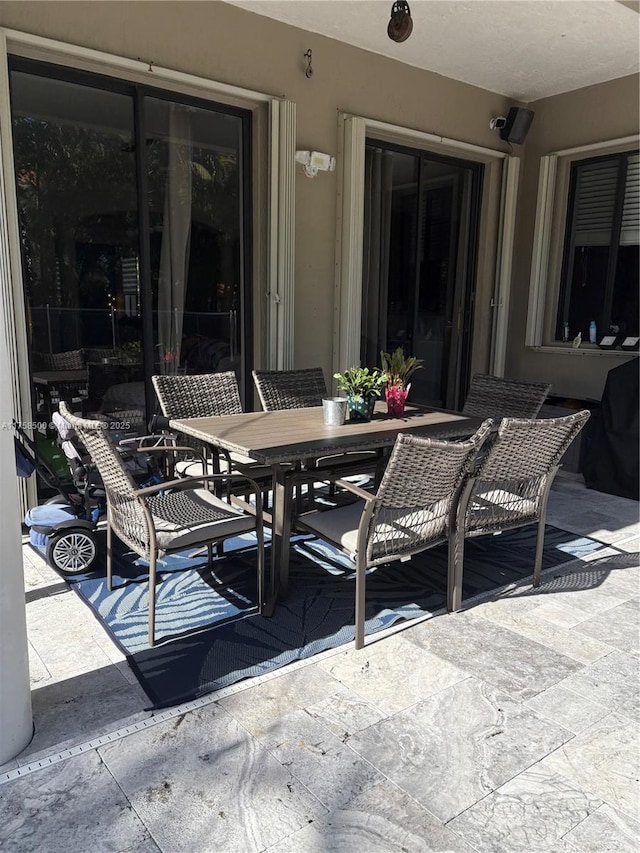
left=0, top=0, right=513, bottom=384
left=510, top=74, right=639, bottom=401
left=1, top=2, right=636, bottom=400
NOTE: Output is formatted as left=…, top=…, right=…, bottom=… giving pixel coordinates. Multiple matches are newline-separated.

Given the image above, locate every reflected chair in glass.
left=33, top=349, right=86, bottom=371
left=32, top=349, right=88, bottom=416
left=59, top=402, right=266, bottom=647
left=462, top=374, right=551, bottom=420
left=296, top=422, right=492, bottom=649
left=450, top=410, right=591, bottom=611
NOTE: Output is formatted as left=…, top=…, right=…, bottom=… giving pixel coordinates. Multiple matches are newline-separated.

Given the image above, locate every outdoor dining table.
left=170, top=402, right=486, bottom=606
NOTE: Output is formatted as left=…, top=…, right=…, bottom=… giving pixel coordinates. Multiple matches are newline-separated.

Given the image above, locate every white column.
left=0, top=31, right=32, bottom=763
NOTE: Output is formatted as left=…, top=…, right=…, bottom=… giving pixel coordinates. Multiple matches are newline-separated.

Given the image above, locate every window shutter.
left=573, top=159, right=618, bottom=246
left=621, top=152, right=639, bottom=246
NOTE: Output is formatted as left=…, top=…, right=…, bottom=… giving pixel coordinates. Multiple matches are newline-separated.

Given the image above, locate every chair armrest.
left=119, top=434, right=177, bottom=451
left=129, top=444, right=198, bottom=456
left=133, top=471, right=264, bottom=498
left=332, top=478, right=377, bottom=502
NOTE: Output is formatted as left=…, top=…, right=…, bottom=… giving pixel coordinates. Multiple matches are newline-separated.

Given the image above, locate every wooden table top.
left=171, top=403, right=485, bottom=465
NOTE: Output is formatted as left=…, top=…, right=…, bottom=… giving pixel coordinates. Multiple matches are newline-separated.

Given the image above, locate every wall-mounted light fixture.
left=388, top=1, right=413, bottom=43
left=295, top=150, right=336, bottom=179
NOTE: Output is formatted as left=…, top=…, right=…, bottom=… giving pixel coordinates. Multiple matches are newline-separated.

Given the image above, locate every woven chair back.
left=366, top=421, right=492, bottom=563
left=253, top=368, right=327, bottom=411
left=152, top=372, right=243, bottom=418
left=33, top=349, right=86, bottom=371
left=462, top=374, right=551, bottom=420
left=59, top=402, right=150, bottom=558
left=477, top=410, right=590, bottom=482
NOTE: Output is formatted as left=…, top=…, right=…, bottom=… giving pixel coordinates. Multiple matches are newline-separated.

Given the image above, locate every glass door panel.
left=11, top=70, right=143, bottom=440
left=362, top=141, right=481, bottom=409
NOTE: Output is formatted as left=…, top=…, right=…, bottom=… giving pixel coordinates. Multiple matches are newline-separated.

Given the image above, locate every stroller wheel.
left=46, top=530, right=97, bottom=574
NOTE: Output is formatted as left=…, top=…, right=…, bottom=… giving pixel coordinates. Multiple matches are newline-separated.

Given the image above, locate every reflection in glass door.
left=9, top=59, right=251, bottom=497
left=144, top=97, right=245, bottom=380
left=361, top=141, right=482, bottom=409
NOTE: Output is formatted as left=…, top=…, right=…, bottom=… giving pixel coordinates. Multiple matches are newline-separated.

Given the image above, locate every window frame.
left=556, top=150, right=636, bottom=342
left=526, top=135, right=639, bottom=350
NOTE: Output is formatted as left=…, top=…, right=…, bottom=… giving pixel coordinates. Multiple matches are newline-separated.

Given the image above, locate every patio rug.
left=58, top=526, right=605, bottom=708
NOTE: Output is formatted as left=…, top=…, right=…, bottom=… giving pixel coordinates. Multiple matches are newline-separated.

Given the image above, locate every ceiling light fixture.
left=388, top=1, right=413, bottom=43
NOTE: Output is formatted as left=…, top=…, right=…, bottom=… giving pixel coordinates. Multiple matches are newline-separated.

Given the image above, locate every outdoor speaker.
left=499, top=107, right=535, bottom=144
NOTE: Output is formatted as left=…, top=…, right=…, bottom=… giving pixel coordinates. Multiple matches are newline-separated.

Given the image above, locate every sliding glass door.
left=9, top=59, right=251, bottom=470
left=362, top=140, right=482, bottom=409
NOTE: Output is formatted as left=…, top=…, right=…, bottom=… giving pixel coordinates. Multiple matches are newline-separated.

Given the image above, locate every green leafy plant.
left=380, top=347, right=424, bottom=388
left=333, top=366, right=387, bottom=399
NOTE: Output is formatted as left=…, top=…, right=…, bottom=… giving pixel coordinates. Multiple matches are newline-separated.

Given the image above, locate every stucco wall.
left=510, top=74, right=639, bottom=401
left=0, top=0, right=513, bottom=382
left=1, top=2, right=636, bottom=399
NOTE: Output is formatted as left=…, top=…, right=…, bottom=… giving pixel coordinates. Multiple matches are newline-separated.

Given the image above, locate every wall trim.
left=268, top=99, right=296, bottom=369
left=1, top=27, right=279, bottom=107
left=490, top=156, right=520, bottom=376
left=358, top=117, right=509, bottom=161
left=549, top=135, right=639, bottom=158
left=334, top=115, right=366, bottom=377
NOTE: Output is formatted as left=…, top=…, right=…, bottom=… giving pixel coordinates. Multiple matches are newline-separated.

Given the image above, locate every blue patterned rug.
left=56, top=525, right=605, bottom=708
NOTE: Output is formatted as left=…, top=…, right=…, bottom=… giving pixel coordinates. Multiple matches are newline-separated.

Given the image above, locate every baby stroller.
left=16, top=410, right=164, bottom=574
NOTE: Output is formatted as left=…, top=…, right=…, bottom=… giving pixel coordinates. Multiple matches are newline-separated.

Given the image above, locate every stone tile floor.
left=1, top=474, right=638, bottom=852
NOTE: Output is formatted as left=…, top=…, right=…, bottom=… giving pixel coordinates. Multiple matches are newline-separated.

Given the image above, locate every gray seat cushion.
left=147, top=488, right=255, bottom=552
left=300, top=499, right=444, bottom=558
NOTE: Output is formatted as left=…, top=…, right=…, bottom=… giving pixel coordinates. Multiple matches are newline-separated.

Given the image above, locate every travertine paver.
left=0, top=475, right=638, bottom=852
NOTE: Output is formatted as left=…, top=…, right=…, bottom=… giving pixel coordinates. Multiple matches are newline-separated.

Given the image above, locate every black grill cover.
left=583, top=358, right=639, bottom=500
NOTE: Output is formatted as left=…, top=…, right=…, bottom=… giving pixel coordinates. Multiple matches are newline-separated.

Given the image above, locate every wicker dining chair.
left=59, top=402, right=266, bottom=647
left=462, top=374, right=551, bottom=420
left=152, top=372, right=272, bottom=480
left=252, top=367, right=380, bottom=507
left=295, top=421, right=493, bottom=649
left=449, top=409, right=591, bottom=612
left=252, top=367, right=327, bottom=411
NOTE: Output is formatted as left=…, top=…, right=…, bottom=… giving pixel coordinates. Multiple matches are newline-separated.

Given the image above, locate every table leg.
left=271, top=462, right=294, bottom=602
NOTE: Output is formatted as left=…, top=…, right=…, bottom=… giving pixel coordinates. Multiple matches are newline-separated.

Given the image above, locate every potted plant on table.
left=333, top=366, right=387, bottom=422
left=380, top=347, right=424, bottom=417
